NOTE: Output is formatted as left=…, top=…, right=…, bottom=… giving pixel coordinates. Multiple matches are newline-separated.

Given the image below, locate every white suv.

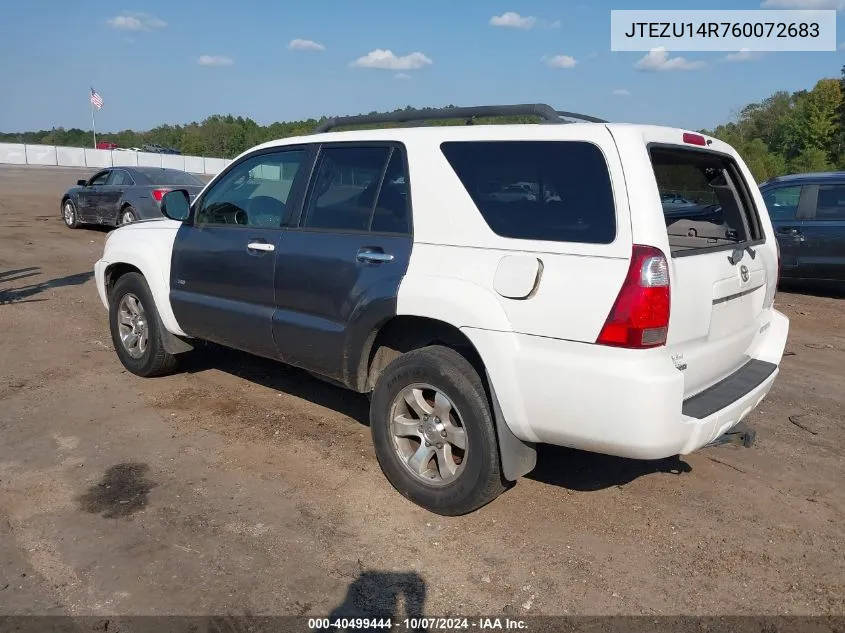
left=93, top=104, right=789, bottom=515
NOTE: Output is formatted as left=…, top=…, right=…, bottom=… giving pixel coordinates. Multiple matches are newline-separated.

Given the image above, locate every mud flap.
left=486, top=373, right=537, bottom=481
left=159, top=324, right=194, bottom=355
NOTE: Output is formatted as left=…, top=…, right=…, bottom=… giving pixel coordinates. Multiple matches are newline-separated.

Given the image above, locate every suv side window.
left=371, top=150, right=410, bottom=234
left=88, top=171, right=110, bottom=186
left=303, top=146, right=409, bottom=233
left=195, top=149, right=306, bottom=227
left=440, top=140, right=615, bottom=244
left=762, top=185, right=801, bottom=221
left=814, top=184, right=845, bottom=221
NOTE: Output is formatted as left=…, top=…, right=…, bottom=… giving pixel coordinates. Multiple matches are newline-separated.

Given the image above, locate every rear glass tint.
left=149, top=170, right=204, bottom=186
left=440, top=141, right=616, bottom=244
left=649, top=147, right=762, bottom=255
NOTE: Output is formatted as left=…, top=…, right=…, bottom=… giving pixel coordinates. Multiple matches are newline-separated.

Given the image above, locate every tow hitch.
left=707, top=421, right=756, bottom=448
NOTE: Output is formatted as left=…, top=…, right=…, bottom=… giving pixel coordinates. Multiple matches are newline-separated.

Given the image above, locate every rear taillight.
left=151, top=188, right=171, bottom=203
left=596, top=245, right=671, bottom=349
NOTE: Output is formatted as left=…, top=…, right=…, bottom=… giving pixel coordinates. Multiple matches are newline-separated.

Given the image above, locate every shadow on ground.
left=182, top=343, right=371, bottom=426
left=0, top=269, right=93, bottom=305
left=180, top=344, right=693, bottom=492
left=328, top=571, right=426, bottom=622
left=528, top=445, right=692, bottom=491
left=77, top=462, right=157, bottom=519
left=188, top=572, right=425, bottom=632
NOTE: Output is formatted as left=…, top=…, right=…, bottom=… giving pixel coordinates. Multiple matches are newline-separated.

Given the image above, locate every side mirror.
left=160, top=189, right=191, bottom=222
left=77, top=179, right=87, bottom=187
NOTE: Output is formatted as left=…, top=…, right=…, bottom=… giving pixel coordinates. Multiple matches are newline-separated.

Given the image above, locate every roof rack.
left=313, top=103, right=607, bottom=133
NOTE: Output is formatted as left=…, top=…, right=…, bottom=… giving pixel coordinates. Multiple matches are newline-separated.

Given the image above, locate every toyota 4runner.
left=93, top=104, right=789, bottom=515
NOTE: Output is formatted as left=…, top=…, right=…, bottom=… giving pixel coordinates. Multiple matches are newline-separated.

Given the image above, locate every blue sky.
left=0, top=0, right=842, bottom=133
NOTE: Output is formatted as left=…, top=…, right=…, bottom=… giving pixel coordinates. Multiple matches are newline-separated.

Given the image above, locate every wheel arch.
left=105, top=261, right=192, bottom=354
left=361, top=314, right=536, bottom=481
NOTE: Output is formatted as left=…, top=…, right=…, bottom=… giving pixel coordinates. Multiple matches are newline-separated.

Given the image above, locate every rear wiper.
left=728, top=244, right=756, bottom=265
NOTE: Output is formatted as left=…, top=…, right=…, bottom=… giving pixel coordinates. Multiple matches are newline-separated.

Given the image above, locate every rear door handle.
left=247, top=241, right=275, bottom=252
left=356, top=248, right=394, bottom=264
left=777, top=227, right=805, bottom=242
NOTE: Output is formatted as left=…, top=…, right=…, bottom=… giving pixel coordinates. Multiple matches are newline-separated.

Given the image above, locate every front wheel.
left=109, top=272, right=177, bottom=377
left=62, top=199, right=79, bottom=228
left=370, top=345, right=506, bottom=515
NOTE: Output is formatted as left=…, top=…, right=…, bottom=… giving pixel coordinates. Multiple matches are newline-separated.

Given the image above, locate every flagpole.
left=91, top=92, right=97, bottom=148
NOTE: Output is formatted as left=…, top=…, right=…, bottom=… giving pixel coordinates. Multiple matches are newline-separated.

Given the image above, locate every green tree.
left=789, top=147, right=832, bottom=173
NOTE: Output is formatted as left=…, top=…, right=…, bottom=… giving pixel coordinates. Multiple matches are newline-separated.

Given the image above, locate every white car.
left=93, top=104, right=789, bottom=515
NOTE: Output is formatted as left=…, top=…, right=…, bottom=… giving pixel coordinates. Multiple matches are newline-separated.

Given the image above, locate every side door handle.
left=356, top=248, right=394, bottom=264
left=777, top=227, right=805, bottom=242
left=247, top=241, right=275, bottom=253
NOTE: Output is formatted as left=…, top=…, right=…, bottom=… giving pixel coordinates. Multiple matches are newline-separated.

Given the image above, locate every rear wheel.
left=119, top=206, right=137, bottom=225
left=370, top=345, right=506, bottom=515
left=62, top=199, right=79, bottom=229
left=109, top=272, right=177, bottom=377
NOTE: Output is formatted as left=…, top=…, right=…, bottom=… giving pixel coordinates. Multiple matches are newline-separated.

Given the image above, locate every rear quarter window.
left=440, top=141, right=616, bottom=244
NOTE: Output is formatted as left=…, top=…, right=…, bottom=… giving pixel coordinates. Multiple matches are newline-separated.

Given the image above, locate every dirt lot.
left=0, top=165, right=843, bottom=619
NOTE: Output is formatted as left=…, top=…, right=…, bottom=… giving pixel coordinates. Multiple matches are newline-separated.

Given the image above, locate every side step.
left=706, top=421, right=757, bottom=448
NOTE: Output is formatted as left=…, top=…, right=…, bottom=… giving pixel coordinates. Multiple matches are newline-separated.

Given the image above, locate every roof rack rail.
left=313, top=103, right=606, bottom=133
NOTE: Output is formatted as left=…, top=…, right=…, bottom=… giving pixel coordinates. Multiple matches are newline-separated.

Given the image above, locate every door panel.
left=799, top=183, right=845, bottom=281
left=761, top=184, right=805, bottom=275
left=170, top=226, right=282, bottom=356
left=77, top=170, right=110, bottom=222
left=99, top=170, right=131, bottom=223
left=169, top=147, right=311, bottom=358
left=272, top=144, right=413, bottom=384
left=272, top=232, right=412, bottom=380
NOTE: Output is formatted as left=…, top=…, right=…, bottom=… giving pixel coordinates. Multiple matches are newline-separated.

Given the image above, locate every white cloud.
left=394, top=73, right=412, bottom=80
left=723, top=48, right=763, bottom=62
left=198, top=55, right=234, bottom=67
left=635, top=47, right=705, bottom=71
left=546, top=55, right=577, bottom=68
left=352, top=49, right=432, bottom=70
left=490, top=12, right=537, bottom=29
left=107, top=12, right=166, bottom=31
left=612, top=89, right=631, bottom=97
left=288, top=38, right=325, bottom=51
left=760, top=0, right=845, bottom=10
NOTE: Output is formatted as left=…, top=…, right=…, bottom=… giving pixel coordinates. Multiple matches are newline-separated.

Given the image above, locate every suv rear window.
left=440, top=141, right=616, bottom=244
left=649, top=147, right=762, bottom=256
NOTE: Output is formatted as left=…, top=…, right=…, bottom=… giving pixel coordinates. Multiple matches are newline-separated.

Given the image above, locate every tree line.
left=701, top=66, right=844, bottom=182
left=2, top=66, right=842, bottom=183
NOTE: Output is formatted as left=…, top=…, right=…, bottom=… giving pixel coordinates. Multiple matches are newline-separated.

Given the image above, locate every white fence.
left=0, top=143, right=233, bottom=176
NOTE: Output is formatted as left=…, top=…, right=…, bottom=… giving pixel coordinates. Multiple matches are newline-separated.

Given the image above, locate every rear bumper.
left=463, top=308, right=789, bottom=460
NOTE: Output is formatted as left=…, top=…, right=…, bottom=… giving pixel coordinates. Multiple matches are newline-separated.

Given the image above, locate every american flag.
left=90, top=87, right=104, bottom=110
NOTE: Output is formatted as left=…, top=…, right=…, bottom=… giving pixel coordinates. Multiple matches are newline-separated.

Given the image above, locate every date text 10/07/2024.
left=307, top=617, right=528, bottom=630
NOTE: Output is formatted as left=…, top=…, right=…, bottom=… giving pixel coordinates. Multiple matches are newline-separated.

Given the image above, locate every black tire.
left=119, top=206, right=138, bottom=226
left=62, top=198, right=79, bottom=229
left=370, top=345, right=506, bottom=515
left=109, top=272, right=178, bottom=377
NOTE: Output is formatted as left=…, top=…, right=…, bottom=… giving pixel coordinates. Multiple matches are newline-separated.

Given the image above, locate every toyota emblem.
left=740, top=265, right=749, bottom=283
